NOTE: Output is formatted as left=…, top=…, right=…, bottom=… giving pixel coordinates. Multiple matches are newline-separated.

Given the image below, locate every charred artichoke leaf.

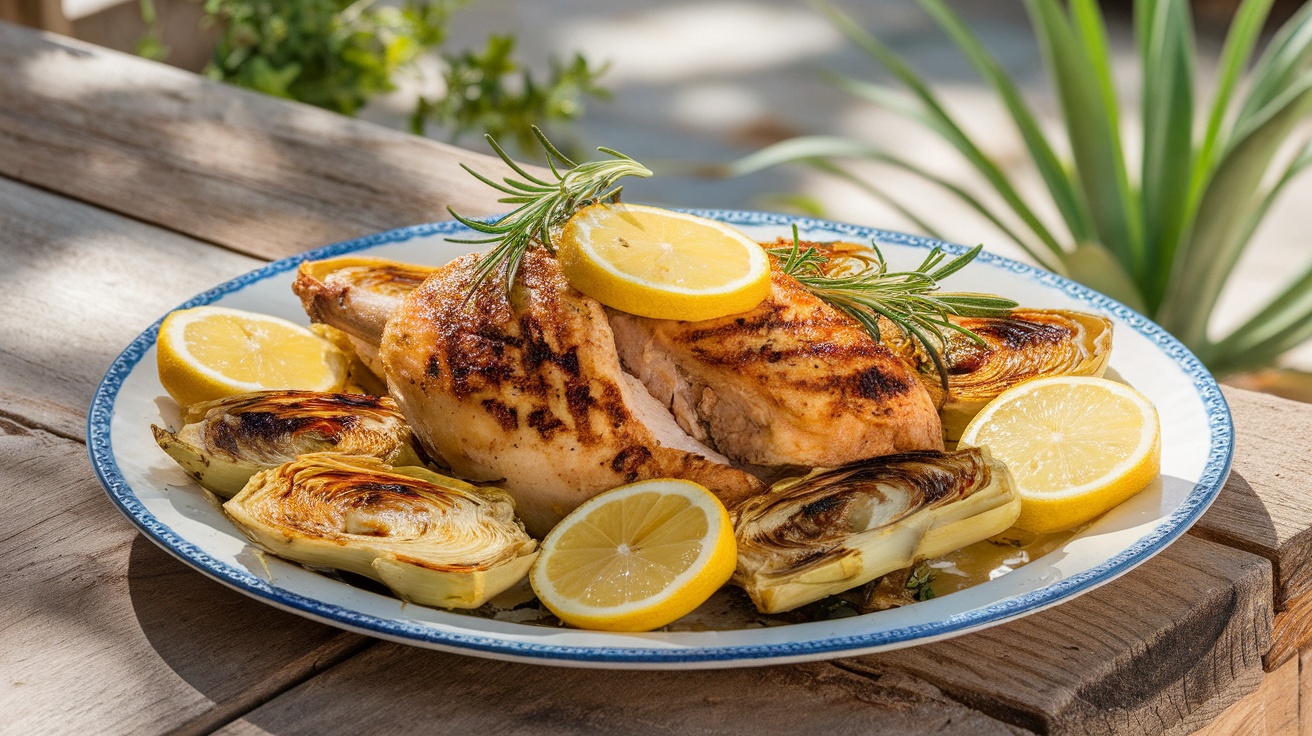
left=223, top=452, right=538, bottom=609
left=151, top=390, right=422, bottom=498
left=939, top=310, right=1112, bottom=440
left=732, top=447, right=1020, bottom=614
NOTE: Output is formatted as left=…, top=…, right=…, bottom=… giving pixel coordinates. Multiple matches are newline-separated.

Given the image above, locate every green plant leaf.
left=1137, top=0, right=1195, bottom=311
left=1028, top=0, right=1144, bottom=281
left=1159, top=73, right=1312, bottom=345
left=1066, top=241, right=1148, bottom=312
left=1235, top=0, right=1312, bottom=129
left=914, top=0, right=1096, bottom=244
left=1192, top=0, right=1273, bottom=184
left=819, top=3, right=1067, bottom=258
left=807, top=161, right=947, bottom=241
left=1207, top=262, right=1312, bottom=373
left=726, top=136, right=1063, bottom=270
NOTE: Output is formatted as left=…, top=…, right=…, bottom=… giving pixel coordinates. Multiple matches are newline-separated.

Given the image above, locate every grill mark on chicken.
left=480, top=399, right=519, bottom=431
left=526, top=408, right=565, bottom=439
left=607, top=252, right=943, bottom=467
left=610, top=445, right=653, bottom=479
left=374, top=248, right=765, bottom=536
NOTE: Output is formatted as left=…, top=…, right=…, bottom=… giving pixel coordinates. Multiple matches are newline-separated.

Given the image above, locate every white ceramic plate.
left=88, top=210, right=1232, bottom=669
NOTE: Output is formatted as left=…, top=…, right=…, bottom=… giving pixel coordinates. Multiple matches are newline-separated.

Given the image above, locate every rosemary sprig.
left=448, top=127, right=652, bottom=296
left=769, top=226, right=1017, bottom=390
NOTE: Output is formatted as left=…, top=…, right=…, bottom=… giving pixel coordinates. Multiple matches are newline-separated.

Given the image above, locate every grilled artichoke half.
left=152, top=390, right=422, bottom=498
left=938, top=310, right=1112, bottom=439
left=881, top=309, right=1112, bottom=440
left=224, top=453, right=538, bottom=609
left=732, top=447, right=1020, bottom=614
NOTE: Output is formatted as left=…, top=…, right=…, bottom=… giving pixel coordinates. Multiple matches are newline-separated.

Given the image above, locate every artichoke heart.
left=224, top=452, right=538, bottom=609
left=152, top=390, right=422, bottom=498
left=732, top=447, right=1020, bottom=614
left=940, top=309, right=1112, bottom=440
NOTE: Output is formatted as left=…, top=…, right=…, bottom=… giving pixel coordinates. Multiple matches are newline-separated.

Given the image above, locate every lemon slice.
left=529, top=478, right=737, bottom=632
left=157, top=306, right=347, bottom=408
left=958, top=376, right=1160, bottom=534
left=557, top=203, right=771, bottom=321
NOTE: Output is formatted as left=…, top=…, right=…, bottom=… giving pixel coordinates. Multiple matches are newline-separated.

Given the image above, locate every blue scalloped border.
left=87, top=210, right=1233, bottom=665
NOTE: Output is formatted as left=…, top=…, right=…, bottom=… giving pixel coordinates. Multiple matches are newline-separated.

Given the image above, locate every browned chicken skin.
left=370, top=249, right=763, bottom=536
left=294, top=257, right=437, bottom=376
left=608, top=261, right=944, bottom=467
left=295, top=248, right=944, bottom=534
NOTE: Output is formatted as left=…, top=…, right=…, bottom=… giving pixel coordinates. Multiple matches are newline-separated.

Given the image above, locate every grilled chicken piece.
left=608, top=262, right=944, bottom=467
left=294, top=257, right=437, bottom=376
left=301, top=251, right=764, bottom=537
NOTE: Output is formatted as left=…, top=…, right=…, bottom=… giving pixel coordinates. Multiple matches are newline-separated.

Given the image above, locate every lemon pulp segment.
left=530, top=479, right=736, bottom=631
left=959, top=376, right=1160, bottom=533
left=558, top=203, right=771, bottom=321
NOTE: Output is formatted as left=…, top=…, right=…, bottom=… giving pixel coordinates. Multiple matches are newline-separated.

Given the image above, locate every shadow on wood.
left=219, top=643, right=1032, bottom=736
left=126, top=534, right=371, bottom=736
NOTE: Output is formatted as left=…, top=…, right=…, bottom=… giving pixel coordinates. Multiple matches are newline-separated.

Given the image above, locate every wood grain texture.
left=1302, top=648, right=1312, bottom=736
left=0, top=23, right=523, bottom=262
left=1266, top=591, right=1312, bottom=671
left=0, top=418, right=371, bottom=736
left=0, top=176, right=261, bottom=439
left=1193, top=387, right=1312, bottom=610
left=213, top=648, right=1032, bottom=736
left=0, top=2, right=69, bottom=34
left=846, top=535, right=1273, bottom=736
left=1190, top=655, right=1298, bottom=736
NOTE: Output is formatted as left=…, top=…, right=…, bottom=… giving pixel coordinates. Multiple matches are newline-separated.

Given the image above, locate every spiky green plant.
left=730, top=0, right=1312, bottom=375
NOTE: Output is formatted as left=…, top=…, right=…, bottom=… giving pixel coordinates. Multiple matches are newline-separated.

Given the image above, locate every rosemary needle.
left=769, top=226, right=1017, bottom=390
left=448, top=127, right=652, bottom=296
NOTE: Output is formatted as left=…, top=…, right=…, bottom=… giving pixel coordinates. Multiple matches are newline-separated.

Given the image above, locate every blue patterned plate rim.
left=87, top=209, right=1234, bottom=666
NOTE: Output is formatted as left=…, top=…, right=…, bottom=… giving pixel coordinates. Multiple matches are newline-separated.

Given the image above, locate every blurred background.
left=4, top=0, right=1311, bottom=396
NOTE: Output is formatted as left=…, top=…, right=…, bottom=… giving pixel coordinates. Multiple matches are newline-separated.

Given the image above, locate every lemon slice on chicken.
left=557, top=203, right=771, bottom=321
left=958, top=376, right=1161, bottom=533
left=530, top=478, right=737, bottom=632
left=157, top=306, right=347, bottom=407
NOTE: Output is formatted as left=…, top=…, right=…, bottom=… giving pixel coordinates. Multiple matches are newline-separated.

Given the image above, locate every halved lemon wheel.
left=958, top=376, right=1161, bottom=533
left=529, top=478, right=737, bottom=632
left=156, top=306, right=347, bottom=408
left=557, top=203, right=771, bottom=321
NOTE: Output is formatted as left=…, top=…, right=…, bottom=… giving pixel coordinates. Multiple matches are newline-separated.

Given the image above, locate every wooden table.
left=3, top=21, right=1312, bottom=735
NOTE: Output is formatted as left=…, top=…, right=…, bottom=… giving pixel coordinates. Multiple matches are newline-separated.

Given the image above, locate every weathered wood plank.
left=1265, top=591, right=1312, bottom=672
left=1301, top=648, right=1312, bottom=736
left=0, top=23, right=523, bottom=262
left=0, top=2, right=69, bottom=34
left=0, top=176, right=261, bottom=439
left=1190, top=656, right=1298, bottom=736
left=213, top=648, right=1032, bottom=736
left=197, top=538, right=1271, bottom=736
left=0, top=418, right=371, bottom=735
left=845, top=535, right=1273, bottom=736
left=1193, top=387, right=1312, bottom=611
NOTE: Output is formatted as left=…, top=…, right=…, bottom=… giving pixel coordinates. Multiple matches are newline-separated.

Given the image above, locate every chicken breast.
left=607, top=262, right=944, bottom=467
left=366, top=250, right=764, bottom=537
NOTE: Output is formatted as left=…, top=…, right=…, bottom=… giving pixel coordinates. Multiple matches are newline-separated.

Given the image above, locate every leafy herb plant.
left=183, top=0, right=605, bottom=151
left=731, top=0, right=1312, bottom=375
left=412, top=35, right=609, bottom=153
left=203, top=0, right=457, bottom=115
